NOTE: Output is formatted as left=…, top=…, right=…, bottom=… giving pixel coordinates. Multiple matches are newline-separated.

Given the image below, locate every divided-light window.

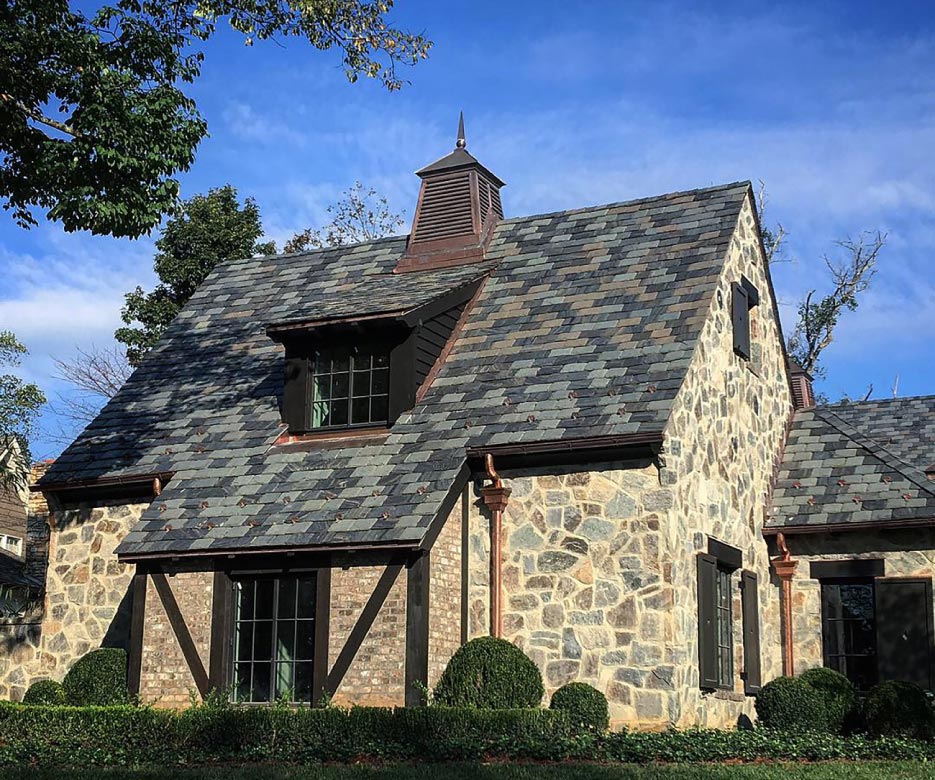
left=310, top=346, right=390, bottom=429
left=232, top=575, right=317, bottom=704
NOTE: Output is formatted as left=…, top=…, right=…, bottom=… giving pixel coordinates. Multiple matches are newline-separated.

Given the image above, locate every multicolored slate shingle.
left=39, top=182, right=752, bottom=556
left=768, top=397, right=935, bottom=529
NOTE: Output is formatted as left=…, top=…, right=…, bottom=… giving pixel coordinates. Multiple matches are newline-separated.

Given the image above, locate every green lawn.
left=1, top=763, right=931, bottom=780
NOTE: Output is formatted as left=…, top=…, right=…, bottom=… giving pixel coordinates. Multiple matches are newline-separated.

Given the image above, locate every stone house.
left=10, top=124, right=935, bottom=728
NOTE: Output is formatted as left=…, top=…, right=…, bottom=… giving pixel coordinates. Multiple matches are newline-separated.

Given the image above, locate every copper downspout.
left=772, top=531, right=798, bottom=676
left=481, top=453, right=511, bottom=639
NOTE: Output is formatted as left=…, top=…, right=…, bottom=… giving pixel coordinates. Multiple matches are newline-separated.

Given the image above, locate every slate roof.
left=39, top=181, right=752, bottom=557
left=768, top=397, right=935, bottom=529
left=0, top=549, right=40, bottom=589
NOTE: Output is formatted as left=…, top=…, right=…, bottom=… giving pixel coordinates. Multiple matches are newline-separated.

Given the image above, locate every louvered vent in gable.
left=413, top=172, right=474, bottom=242
left=415, top=299, right=469, bottom=387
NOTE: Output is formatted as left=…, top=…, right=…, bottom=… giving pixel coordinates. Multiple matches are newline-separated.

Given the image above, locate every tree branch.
left=0, top=93, right=78, bottom=138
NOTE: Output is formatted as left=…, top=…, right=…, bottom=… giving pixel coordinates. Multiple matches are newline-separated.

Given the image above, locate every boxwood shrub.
left=549, top=682, right=609, bottom=732
left=798, top=667, right=857, bottom=734
left=22, top=680, right=66, bottom=706
left=433, top=636, right=544, bottom=709
left=754, top=675, right=829, bottom=732
left=62, top=648, right=129, bottom=706
left=861, top=680, right=934, bottom=739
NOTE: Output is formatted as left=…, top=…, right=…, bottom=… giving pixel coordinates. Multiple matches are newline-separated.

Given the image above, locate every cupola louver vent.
left=412, top=172, right=474, bottom=242
left=396, top=113, right=505, bottom=273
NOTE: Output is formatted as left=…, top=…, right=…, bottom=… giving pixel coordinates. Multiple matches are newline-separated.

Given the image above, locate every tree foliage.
left=0, top=0, right=431, bottom=238
left=115, top=185, right=273, bottom=365
left=283, top=181, right=405, bottom=253
left=0, top=332, right=46, bottom=490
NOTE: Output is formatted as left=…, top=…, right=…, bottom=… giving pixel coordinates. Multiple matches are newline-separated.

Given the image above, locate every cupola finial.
left=456, top=111, right=466, bottom=149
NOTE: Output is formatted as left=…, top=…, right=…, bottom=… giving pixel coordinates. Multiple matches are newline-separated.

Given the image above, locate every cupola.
left=396, top=113, right=505, bottom=272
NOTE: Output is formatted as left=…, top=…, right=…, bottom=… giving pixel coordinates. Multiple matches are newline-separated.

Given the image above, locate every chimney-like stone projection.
left=396, top=113, right=505, bottom=272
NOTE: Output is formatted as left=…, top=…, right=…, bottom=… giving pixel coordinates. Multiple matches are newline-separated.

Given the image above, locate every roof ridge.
left=816, top=407, right=935, bottom=497
left=824, top=393, right=935, bottom=410
left=497, top=180, right=752, bottom=226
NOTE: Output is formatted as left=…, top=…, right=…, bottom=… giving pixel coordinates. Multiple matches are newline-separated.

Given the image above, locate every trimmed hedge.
left=798, top=667, right=857, bottom=734
left=550, top=682, right=608, bottom=732
left=62, top=649, right=129, bottom=706
left=862, top=680, right=934, bottom=739
left=754, top=676, right=829, bottom=733
left=22, top=680, right=67, bottom=706
left=433, top=637, right=544, bottom=709
left=4, top=703, right=935, bottom=767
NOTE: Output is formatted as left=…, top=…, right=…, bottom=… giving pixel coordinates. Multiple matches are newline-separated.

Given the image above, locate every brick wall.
left=138, top=569, right=214, bottom=707
left=328, top=562, right=407, bottom=707
left=428, top=494, right=465, bottom=689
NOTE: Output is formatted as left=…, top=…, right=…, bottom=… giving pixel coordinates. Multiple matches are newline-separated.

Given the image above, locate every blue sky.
left=2, top=0, right=934, bottom=459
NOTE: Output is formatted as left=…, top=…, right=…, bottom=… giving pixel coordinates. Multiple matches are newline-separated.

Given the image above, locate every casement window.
left=1, top=536, right=22, bottom=556
left=731, top=276, right=759, bottom=361
left=821, top=580, right=878, bottom=690
left=698, top=539, right=756, bottom=691
left=309, top=347, right=390, bottom=429
left=813, top=561, right=935, bottom=691
left=232, top=574, right=318, bottom=704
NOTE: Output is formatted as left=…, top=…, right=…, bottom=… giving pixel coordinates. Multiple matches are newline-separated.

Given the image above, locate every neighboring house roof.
left=768, top=397, right=935, bottom=531
left=40, top=181, right=752, bottom=558
left=0, top=548, right=40, bottom=589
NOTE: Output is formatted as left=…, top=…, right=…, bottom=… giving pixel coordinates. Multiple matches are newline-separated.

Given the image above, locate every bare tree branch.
left=756, top=179, right=787, bottom=264
left=787, top=231, right=886, bottom=377
left=52, top=344, right=132, bottom=425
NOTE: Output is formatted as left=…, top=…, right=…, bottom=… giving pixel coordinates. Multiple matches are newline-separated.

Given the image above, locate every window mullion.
left=271, top=578, right=279, bottom=703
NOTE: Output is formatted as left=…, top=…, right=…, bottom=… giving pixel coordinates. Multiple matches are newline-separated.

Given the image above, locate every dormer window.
left=267, top=274, right=484, bottom=439
left=310, top=347, right=390, bottom=429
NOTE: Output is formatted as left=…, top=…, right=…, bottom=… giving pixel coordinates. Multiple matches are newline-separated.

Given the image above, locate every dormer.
left=395, top=114, right=505, bottom=273
left=267, top=276, right=484, bottom=439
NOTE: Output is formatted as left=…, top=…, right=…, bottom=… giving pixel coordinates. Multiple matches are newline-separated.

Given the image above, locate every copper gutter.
left=33, top=470, right=175, bottom=495
left=763, top=517, right=935, bottom=536
left=481, top=453, right=511, bottom=639
left=772, top=531, right=798, bottom=676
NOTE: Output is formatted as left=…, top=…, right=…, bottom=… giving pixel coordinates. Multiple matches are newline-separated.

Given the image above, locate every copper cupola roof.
left=396, top=113, right=505, bottom=272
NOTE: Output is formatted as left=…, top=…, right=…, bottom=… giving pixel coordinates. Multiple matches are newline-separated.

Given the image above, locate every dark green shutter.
left=697, top=553, right=719, bottom=690
left=732, top=282, right=750, bottom=359
left=876, top=578, right=934, bottom=690
left=283, top=352, right=308, bottom=432
left=741, top=570, right=762, bottom=695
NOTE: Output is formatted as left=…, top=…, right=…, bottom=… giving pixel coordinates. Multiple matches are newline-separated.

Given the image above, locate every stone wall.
left=786, top=530, right=935, bottom=674
left=428, top=494, right=465, bottom=690
left=464, top=192, right=791, bottom=729
left=329, top=561, right=407, bottom=707
left=138, top=569, right=214, bottom=707
left=660, top=191, right=791, bottom=727
left=467, top=461, right=677, bottom=726
left=0, top=499, right=144, bottom=700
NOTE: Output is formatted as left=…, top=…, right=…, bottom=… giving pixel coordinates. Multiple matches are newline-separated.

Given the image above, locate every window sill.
left=700, top=686, right=744, bottom=702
